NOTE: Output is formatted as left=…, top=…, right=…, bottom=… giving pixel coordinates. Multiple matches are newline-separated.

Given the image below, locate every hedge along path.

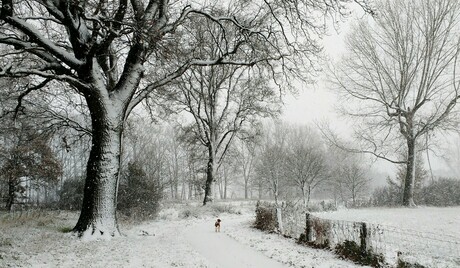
left=183, top=217, right=287, bottom=268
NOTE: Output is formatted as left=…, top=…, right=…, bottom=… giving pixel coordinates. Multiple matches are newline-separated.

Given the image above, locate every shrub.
left=335, top=240, right=385, bottom=267
left=280, top=201, right=307, bottom=238
left=311, top=218, right=331, bottom=248
left=58, top=177, right=85, bottom=210
left=371, top=179, right=402, bottom=207
left=372, top=177, right=460, bottom=207
left=254, top=201, right=277, bottom=232
left=158, top=208, right=179, bottom=220
left=117, top=161, right=162, bottom=220
left=418, top=178, right=460, bottom=206
left=307, top=200, right=337, bottom=212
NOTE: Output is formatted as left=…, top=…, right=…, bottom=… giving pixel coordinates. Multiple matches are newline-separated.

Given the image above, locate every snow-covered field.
left=313, top=206, right=460, bottom=267
left=314, top=206, right=460, bottom=237
left=0, top=204, right=459, bottom=268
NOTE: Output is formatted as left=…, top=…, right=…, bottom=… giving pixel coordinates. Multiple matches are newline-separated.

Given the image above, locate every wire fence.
left=277, top=206, right=460, bottom=267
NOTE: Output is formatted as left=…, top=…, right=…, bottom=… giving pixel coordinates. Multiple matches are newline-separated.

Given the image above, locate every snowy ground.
left=0, top=205, right=364, bottom=268
left=1, top=205, right=458, bottom=268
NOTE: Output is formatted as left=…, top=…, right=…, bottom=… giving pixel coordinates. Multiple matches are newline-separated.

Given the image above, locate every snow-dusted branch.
left=1, top=15, right=84, bottom=68
left=13, top=78, right=51, bottom=119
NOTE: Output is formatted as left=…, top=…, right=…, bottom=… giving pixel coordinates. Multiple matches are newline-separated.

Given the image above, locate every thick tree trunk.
left=203, top=156, right=215, bottom=205
left=243, top=157, right=253, bottom=199
left=203, top=139, right=217, bottom=205
left=73, top=99, right=124, bottom=238
left=274, top=187, right=279, bottom=206
left=301, top=186, right=307, bottom=208
left=402, top=138, right=416, bottom=207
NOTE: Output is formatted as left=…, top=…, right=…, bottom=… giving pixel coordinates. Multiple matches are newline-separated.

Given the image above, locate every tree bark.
left=72, top=95, right=125, bottom=238
left=301, top=186, right=307, bottom=208
left=244, top=179, right=249, bottom=199
left=224, top=171, right=228, bottom=199
left=203, top=144, right=215, bottom=205
left=6, top=177, right=15, bottom=211
left=258, top=182, right=263, bottom=199
left=203, top=162, right=214, bottom=204
left=402, top=138, right=416, bottom=207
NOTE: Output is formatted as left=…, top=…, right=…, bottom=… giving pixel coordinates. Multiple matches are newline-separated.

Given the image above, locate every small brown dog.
left=215, top=218, right=221, bottom=232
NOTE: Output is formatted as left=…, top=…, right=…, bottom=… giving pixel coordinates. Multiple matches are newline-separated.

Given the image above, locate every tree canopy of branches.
left=0, top=0, right=370, bottom=238
left=285, top=126, right=328, bottom=208
left=158, top=64, right=280, bottom=204
left=332, top=0, right=460, bottom=206
left=254, top=122, right=289, bottom=206
left=335, top=160, right=369, bottom=207
left=235, top=134, right=260, bottom=199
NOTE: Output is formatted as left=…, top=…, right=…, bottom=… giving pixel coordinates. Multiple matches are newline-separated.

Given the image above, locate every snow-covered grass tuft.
left=58, top=226, right=74, bottom=233
left=157, top=208, right=180, bottom=220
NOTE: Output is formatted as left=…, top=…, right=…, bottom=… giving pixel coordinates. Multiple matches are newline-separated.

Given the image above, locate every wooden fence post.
left=360, top=222, right=367, bottom=253
left=306, top=213, right=312, bottom=242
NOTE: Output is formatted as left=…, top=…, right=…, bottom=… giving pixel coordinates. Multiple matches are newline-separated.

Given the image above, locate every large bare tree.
left=332, top=0, right=460, bottom=206
left=0, top=0, right=369, bottom=238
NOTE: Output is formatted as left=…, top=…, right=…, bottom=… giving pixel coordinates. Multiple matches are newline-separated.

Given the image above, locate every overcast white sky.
left=281, top=9, right=352, bottom=128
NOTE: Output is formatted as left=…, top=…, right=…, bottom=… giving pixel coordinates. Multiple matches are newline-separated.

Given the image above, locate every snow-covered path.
left=184, top=218, right=287, bottom=268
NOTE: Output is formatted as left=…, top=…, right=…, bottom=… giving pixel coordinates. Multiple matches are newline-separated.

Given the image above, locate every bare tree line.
left=2, top=0, right=460, bottom=242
